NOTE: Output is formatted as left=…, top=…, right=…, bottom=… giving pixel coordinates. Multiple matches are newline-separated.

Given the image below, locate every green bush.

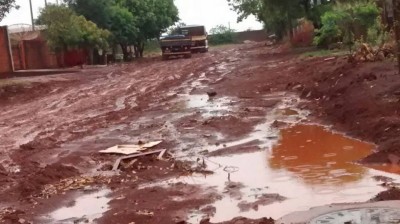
left=314, top=10, right=345, bottom=48
left=307, top=3, right=333, bottom=29
left=367, top=17, right=390, bottom=46
left=314, top=1, right=380, bottom=50
left=209, top=25, right=237, bottom=45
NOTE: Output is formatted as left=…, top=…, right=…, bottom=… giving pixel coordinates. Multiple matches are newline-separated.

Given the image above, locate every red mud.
left=1, top=43, right=400, bottom=223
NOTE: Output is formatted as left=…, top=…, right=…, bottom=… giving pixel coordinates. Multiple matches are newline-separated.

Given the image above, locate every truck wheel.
left=162, top=55, right=169, bottom=60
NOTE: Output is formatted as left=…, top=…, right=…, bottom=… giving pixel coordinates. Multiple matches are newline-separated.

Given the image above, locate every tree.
left=314, top=1, right=380, bottom=49
left=109, top=4, right=138, bottom=61
left=228, top=0, right=301, bottom=39
left=38, top=5, right=110, bottom=64
left=227, top=0, right=332, bottom=39
left=120, top=0, right=179, bottom=58
left=72, top=15, right=110, bottom=64
left=167, top=22, right=187, bottom=35
left=63, top=0, right=114, bottom=29
left=0, top=0, right=19, bottom=22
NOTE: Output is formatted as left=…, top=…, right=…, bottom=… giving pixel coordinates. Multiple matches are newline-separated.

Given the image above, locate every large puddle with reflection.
left=159, top=124, right=400, bottom=223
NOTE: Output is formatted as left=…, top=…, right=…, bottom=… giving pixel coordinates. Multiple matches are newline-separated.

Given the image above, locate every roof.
left=180, top=25, right=206, bottom=29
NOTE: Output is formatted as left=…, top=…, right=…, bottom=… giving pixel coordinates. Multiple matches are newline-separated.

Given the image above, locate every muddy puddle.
left=182, top=125, right=400, bottom=223
left=142, top=119, right=400, bottom=223
left=138, top=93, right=400, bottom=222
left=42, top=189, right=111, bottom=223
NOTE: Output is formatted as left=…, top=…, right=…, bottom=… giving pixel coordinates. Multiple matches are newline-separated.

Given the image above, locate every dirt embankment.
left=284, top=55, right=400, bottom=202
left=290, top=57, right=400, bottom=164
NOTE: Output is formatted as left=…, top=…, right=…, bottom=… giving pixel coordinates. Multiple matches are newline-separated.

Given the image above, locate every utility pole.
left=45, top=0, right=47, bottom=6
left=394, top=0, right=400, bottom=73
left=29, top=0, right=35, bottom=31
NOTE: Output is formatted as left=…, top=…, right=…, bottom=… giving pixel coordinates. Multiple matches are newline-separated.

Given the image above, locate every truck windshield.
left=179, top=27, right=205, bottom=36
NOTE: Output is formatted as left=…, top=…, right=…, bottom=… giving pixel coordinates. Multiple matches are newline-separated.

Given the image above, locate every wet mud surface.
left=1, top=43, right=400, bottom=223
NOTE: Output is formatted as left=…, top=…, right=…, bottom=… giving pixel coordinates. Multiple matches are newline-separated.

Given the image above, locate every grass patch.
left=300, top=49, right=348, bottom=58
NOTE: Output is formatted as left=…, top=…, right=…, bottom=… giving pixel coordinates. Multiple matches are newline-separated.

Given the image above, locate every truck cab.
left=178, top=25, right=208, bottom=53
left=159, top=35, right=192, bottom=60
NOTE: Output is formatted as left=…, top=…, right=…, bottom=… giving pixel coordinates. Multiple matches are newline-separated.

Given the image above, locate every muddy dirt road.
left=1, top=43, right=400, bottom=224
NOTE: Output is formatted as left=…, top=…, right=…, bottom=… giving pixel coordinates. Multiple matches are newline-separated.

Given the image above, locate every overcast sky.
left=0, top=0, right=263, bottom=31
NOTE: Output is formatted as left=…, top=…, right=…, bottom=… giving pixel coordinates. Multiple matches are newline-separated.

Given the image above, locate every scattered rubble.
left=41, top=176, right=111, bottom=198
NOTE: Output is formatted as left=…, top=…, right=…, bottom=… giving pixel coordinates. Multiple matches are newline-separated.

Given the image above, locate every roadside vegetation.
left=37, top=5, right=110, bottom=65
left=208, top=25, right=237, bottom=45
left=229, top=0, right=393, bottom=60
left=34, top=0, right=179, bottom=61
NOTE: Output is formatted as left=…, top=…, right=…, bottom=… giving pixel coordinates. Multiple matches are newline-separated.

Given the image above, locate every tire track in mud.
left=0, top=53, right=218, bottom=203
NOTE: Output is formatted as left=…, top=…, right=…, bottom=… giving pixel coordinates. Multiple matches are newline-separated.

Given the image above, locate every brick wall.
left=23, top=39, right=59, bottom=70
left=0, top=26, right=13, bottom=73
left=235, top=30, right=267, bottom=43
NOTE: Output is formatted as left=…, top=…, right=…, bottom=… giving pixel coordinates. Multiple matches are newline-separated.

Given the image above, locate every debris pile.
left=350, top=43, right=394, bottom=62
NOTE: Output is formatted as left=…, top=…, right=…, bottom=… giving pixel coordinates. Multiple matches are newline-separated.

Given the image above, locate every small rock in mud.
left=207, top=91, right=217, bottom=98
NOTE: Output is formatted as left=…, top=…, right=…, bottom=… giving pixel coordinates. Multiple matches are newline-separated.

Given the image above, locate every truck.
left=178, top=25, right=208, bottom=53
left=159, top=34, right=192, bottom=60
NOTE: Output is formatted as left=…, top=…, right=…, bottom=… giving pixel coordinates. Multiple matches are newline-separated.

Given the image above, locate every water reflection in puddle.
left=49, top=189, right=111, bottom=223
left=184, top=94, right=233, bottom=117
left=181, top=125, right=400, bottom=223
